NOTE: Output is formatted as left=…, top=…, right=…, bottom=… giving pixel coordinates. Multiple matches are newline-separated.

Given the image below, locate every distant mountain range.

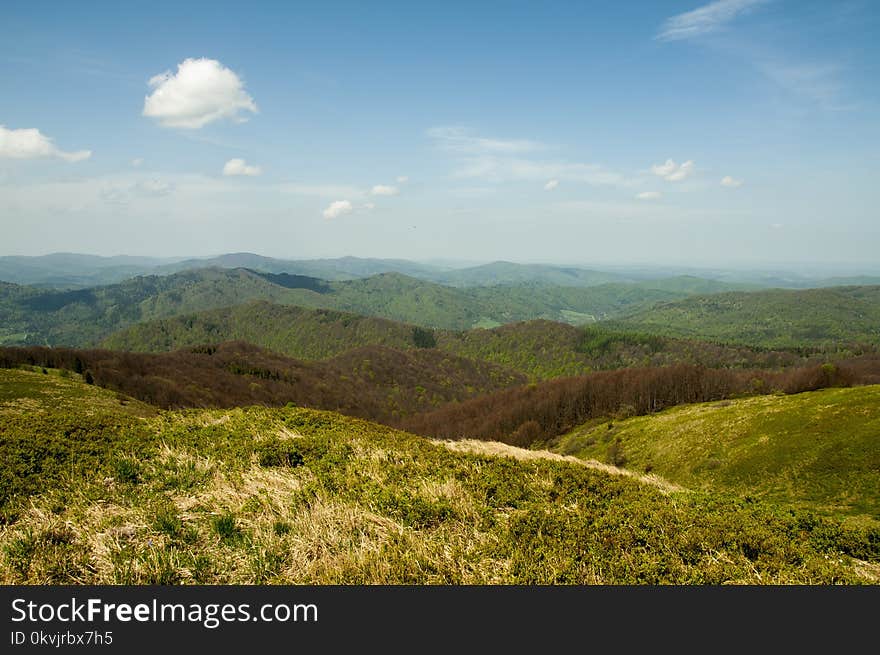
left=3, top=265, right=880, bottom=352
left=4, top=252, right=880, bottom=289
left=0, top=267, right=693, bottom=345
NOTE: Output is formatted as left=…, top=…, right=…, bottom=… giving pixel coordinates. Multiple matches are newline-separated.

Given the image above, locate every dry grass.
left=441, top=439, right=685, bottom=493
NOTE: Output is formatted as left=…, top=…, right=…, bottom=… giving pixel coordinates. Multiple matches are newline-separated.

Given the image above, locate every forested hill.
left=0, top=268, right=688, bottom=346
left=103, top=302, right=835, bottom=380
left=609, top=286, right=880, bottom=348
left=0, top=341, right=525, bottom=422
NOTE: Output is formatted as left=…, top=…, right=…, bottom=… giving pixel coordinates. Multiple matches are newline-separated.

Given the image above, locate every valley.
left=1, top=253, right=879, bottom=586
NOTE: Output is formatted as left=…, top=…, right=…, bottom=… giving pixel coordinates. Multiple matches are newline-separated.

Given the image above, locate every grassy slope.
left=610, top=286, right=880, bottom=348
left=0, top=342, right=526, bottom=423
left=1, top=369, right=878, bottom=584
left=554, top=386, right=880, bottom=525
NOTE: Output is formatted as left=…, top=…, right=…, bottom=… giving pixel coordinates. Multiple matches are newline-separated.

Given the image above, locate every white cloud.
left=721, top=175, right=743, bottom=187
left=656, top=0, right=768, bottom=42
left=544, top=179, right=559, bottom=191
left=650, top=159, right=677, bottom=177
left=636, top=191, right=662, bottom=200
left=651, top=159, right=695, bottom=182
left=0, top=125, right=91, bottom=162
left=143, top=58, right=258, bottom=129
left=454, top=156, right=627, bottom=187
left=370, top=184, right=399, bottom=196
left=131, top=158, right=144, bottom=167
left=363, top=202, right=376, bottom=210
left=101, top=177, right=174, bottom=204
left=427, top=126, right=546, bottom=154
left=322, top=200, right=353, bottom=219
left=223, top=158, right=262, bottom=177
left=666, top=161, right=694, bottom=181
left=431, top=127, right=630, bottom=188
left=396, top=176, right=409, bottom=184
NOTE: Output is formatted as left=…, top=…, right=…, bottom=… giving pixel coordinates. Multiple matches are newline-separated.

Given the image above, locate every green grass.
left=1, top=368, right=878, bottom=584
left=554, top=385, right=880, bottom=526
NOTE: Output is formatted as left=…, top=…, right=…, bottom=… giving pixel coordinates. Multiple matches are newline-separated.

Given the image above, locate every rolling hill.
left=0, top=268, right=693, bottom=347
left=553, top=386, right=880, bottom=526
left=0, top=342, right=525, bottom=422
left=103, top=302, right=839, bottom=380
left=0, top=268, right=302, bottom=346
left=1, top=368, right=877, bottom=584
left=399, top=356, right=880, bottom=446
left=610, top=286, right=880, bottom=348
left=0, top=253, right=177, bottom=288
left=429, top=261, right=629, bottom=287
left=158, top=253, right=451, bottom=281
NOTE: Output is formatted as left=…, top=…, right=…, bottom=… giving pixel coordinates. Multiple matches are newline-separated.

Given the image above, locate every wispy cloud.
left=427, top=126, right=546, bottom=155
left=452, top=156, right=629, bottom=187
left=657, top=1, right=854, bottom=111
left=279, top=184, right=364, bottom=199
left=101, top=177, right=174, bottom=204
left=721, top=175, right=744, bottom=187
left=651, top=159, right=695, bottom=182
left=757, top=60, right=852, bottom=110
left=656, top=0, right=768, bottom=42
left=322, top=200, right=353, bottom=219
left=430, top=127, right=634, bottom=188
left=636, top=191, right=662, bottom=200
left=370, top=184, right=399, bottom=196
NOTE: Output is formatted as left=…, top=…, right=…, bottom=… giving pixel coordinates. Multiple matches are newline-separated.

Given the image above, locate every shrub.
left=412, top=326, right=437, bottom=349
left=606, top=438, right=627, bottom=467
left=255, top=439, right=305, bottom=468
left=212, top=512, right=239, bottom=543
left=114, top=458, right=141, bottom=484
left=509, top=420, right=541, bottom=448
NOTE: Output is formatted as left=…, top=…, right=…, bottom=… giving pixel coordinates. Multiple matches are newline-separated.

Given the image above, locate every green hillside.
left=0, top=268, right=305, bottom=347
left=610, top=286, right=880, bottom=348
left=632, top=275, right=759, bottom=295
left=102, top=302, right=419, bottom=359
left=1, top=368, right=877, bottom=584
left=10, top=266, right=880, bottom=353
left=160, top=254, right=450, bottom=281
left=103, top=304, right=824, bottom=381
left=0, top=253, right=175, bottom=288
left=554, top=386, right=880, bottom=525
left=0, top=341, right=525, bottom=422
left=1, top=268, right=691, bottom=347
left=431, top=261, right=629, bottom=287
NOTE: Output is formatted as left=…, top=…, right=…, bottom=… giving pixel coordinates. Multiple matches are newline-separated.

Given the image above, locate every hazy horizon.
left=2, top=1, right=878, bottom=266
left=3, top=249, right=880, bottom=279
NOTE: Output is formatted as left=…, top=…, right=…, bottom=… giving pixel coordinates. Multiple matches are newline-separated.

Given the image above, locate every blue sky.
left=1, top=0, right=878, bottom=269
